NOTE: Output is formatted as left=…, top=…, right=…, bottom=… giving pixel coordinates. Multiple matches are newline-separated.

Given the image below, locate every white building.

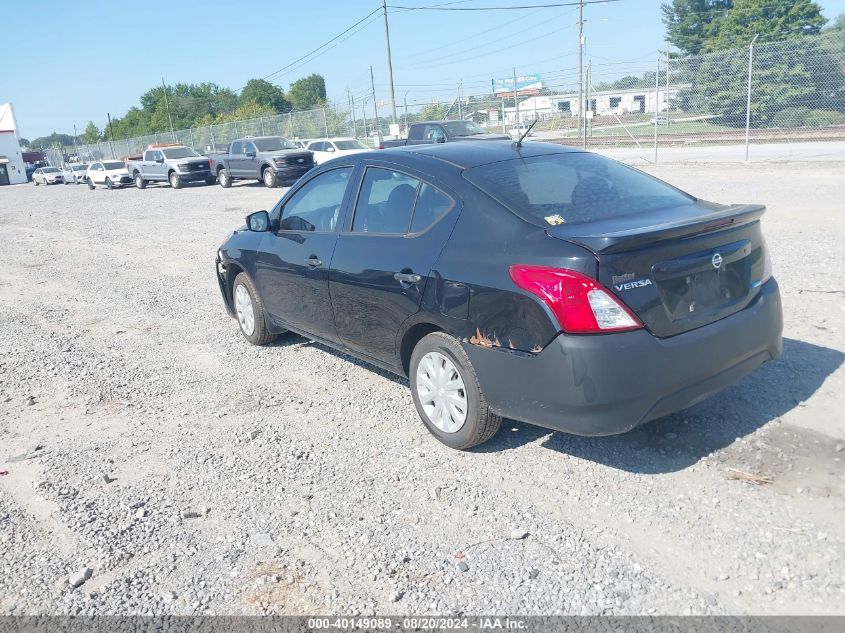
left=487, top=85, right=688, bottom=126
left=0, top=104, right=27, bottom=185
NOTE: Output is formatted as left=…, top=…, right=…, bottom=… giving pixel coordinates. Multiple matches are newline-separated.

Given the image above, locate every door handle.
left=394, top=272, right=422, bottom=285
left=306, top=256, right=322, bottom=268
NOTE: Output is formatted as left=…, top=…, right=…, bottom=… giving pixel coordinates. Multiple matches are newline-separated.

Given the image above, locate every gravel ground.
left=0, top=164, right=843, bottom=616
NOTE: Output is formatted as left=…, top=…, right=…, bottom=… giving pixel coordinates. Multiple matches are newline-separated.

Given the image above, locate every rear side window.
left=464, top=153, right=694, bottom=226
left=352, top=168, right=420, bottom=234
left=230, top=141, right=243, bottom=155
left=410, top=183, right=454, bottom=233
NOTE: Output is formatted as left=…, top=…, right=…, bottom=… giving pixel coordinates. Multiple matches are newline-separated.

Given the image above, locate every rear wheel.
left=105, top=178, right=113, bottom=190
left=218, top=169, right=232, bottom=188
left=87, top=178, right=95, bottom=190
left=262, top=167, right=277, bottom=188
left=135, top=174, right=147, bottom=189
left=169, top=172, right=182, bottom=189
left=409, top=332, right=501, bottom=450
left=232, top=273, right=275, bottom=345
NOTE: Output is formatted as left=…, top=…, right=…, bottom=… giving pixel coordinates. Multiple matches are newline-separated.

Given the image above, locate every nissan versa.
left=216, top=141, right=782, bottom=449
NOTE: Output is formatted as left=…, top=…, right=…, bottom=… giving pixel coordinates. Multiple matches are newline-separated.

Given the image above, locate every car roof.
left=385, top=140, right=584, bottom=169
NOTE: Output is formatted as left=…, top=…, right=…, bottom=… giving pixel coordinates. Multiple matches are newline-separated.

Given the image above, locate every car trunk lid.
left=546, top=201, right=768, bottom=337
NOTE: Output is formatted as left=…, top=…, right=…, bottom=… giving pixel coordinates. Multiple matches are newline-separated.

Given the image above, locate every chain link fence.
left=44, top=30, right=844, bottom=167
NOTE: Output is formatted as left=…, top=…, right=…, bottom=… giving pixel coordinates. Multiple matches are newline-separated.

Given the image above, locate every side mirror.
left=326, top=146, right=335, bottom=153
left=435, top=135, right=446, bottom=143
left=246, top=151, right=256, bottom=159
left=156, top=157, right=164, bottom=164
left=246, top=210, right=270, bottom=232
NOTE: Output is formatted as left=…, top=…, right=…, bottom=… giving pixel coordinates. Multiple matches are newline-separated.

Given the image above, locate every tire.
left=87, top=178, right=95, bottom=190
left=218, top=169, right=232, bottom=188
left=169, top=172, right=182, bottom=189
left=232, top=273, right=276, bottom=345
left=135, top=174, right=147, bottom=189
left=409, top=332, right=502, bottom=450
left=262, top=167, right=278, bottom=188
left=34, top=179, right=39, bottom=186
left=106, top=178, right=113, bottom=190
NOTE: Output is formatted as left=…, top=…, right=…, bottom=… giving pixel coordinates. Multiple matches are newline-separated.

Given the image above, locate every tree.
left=662, top=0, right=733, bottom=55
left=18, top=138, right=30, bottom=148
left=827, top=13, right=845, bottom=31
left=29, top=133, right=76, bottom=149
left=707, top=0, right=827, bottom=51
left=240, top=79, right=291, bottom=113
left=418, top=102, right=449, bottom=121
left=287, top=74, right=327, bottom=110
left=82, top=122, right=101, bottom=144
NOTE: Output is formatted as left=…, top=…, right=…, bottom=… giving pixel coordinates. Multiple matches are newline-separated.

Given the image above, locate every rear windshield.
left=254, top=137, right=297, bottom=151
left=162, top=147, right=199, bottom=159
left=463, top=152, right=694, bottom=226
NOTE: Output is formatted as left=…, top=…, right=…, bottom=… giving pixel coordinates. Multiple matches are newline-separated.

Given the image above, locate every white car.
left=32, top=167, right=64, bottom=185
left=305, top=138, right=370, bottom=165
left=61, top=164, right=89, bottom=184
left=86, top=160, right=132, bottom=189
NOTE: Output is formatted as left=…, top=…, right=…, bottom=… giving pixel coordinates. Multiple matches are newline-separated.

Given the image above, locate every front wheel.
left=409, top=332, right=502, bottom=450
left=135, top=174, right=147, bottom=189
left=34, top=179, right=39, bottom=186
left=232, top=273, right=276, bottom=345
left=262, top=168, right=278, bottom=188
left=169, top=172, right=182, bottom=189
left=87, top=178, right=95, bottom=190
left=105, top=178, right=113, bottom=190
left=218, top=169, right=232, bottom=188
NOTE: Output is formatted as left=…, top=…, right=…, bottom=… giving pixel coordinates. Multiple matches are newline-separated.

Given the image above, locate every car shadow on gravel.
left=473, top=338, right=844, bottom=473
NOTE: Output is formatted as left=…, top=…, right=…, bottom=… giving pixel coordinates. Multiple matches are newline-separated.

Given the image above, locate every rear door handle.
left=394, top=272, right=422, bottom=285
left=306, top=256, right=322, bottom=268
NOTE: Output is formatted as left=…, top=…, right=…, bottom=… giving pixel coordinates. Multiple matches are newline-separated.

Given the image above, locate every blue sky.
left=3, top=0, right=844, bottom=138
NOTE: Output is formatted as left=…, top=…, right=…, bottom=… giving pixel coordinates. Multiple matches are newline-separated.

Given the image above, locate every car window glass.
left=244, top=142, right=256, bottom=155
left=410, top=183, right=455, bottom=233
left=279, top=167, right=352, bottom=232
left=352, top=168, right=420, bottom=234
left=231, top=141, right=243, bottom=155
left=408, top=125, right=423, bottom=141
left=464, top=153, right=694, bottom=225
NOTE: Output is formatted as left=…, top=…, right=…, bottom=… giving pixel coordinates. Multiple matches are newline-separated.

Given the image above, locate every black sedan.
left=216, top=141, right=782, bottom=450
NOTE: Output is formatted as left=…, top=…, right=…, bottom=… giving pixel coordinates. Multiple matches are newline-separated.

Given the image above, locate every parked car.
left=510, top=123, right=535, bottom=138
left=290, top=139, right=310, bottom=149
left=31, top=167, right=63, bottom=185
left=305, top=138, right=370, bottom=165
left=126, top=144, right=214, bottom=189
left=215, top=141, right=782, bottom=450
left=61, top=164, right=89, bottom=184
left=86, top=161, right=132, bottom=189
left=650, top=115, right=671, bottom=125
left=381, top=120, right=509, bottom=148
left=208, top=136, right=314, bottom=188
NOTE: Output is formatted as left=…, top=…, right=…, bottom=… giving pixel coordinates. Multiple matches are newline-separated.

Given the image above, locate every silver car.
left=61, top=164, right=90, bottom=184
left=32, top=167, right=63, bottom=185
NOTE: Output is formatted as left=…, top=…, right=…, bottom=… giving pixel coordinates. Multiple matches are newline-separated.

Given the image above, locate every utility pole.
left=348, top=89, right=357, bottom=138
left=578, top=0, right=584, bottom=145
left=403, top=92, right=409, bottom=134
left=362, top=99, right=370, bottom=141
left=513, top=67, right=519, bottom=130
left=72, top=124, right=80, bottom=161
left=370, top=66, right=382, bottom=144
left=583, top=61, right=590, bottom=149
left=382, top=0, right=398, bottom=126
left=458, top=80, right=464, bottom=120
left=161, top=77, right=175, bottom=142
left=654, top=55, right=660, bottom=164
left=665, top=45, right=671, bottom=127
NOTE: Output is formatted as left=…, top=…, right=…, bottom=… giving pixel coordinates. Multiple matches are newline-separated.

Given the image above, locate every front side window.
left=243, top=142, right=256, bottom=155
left=464, top=152, right=694, bottom=226
left=352, top=168, right=420, bottom=234
left=230, top=141, right=243, bottom=155
left=278, top=167, right=352, bottom=232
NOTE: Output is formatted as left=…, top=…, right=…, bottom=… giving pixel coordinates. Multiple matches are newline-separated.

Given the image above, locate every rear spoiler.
left=546, top=204, right=766, bottom=254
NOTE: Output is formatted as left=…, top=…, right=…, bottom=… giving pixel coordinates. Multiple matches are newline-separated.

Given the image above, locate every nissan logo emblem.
left=712, top=253, right=723, bottom=269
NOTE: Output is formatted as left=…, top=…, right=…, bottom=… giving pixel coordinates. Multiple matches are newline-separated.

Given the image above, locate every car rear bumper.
left=463, top=278, right=783, bottom=436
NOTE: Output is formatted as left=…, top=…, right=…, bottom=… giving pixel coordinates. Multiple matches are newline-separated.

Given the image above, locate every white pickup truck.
left=125, top=144, right=214, bottom=189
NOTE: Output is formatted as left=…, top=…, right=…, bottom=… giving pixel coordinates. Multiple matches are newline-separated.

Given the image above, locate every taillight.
left=509, top=265, right=643, bottom=334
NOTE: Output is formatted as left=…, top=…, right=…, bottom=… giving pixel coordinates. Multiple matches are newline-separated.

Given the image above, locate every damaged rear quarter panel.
left=433, top=185, right=596, bottom=353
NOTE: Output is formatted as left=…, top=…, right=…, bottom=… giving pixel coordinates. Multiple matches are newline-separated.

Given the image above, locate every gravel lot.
left=1, top=163, right=843, bottom=616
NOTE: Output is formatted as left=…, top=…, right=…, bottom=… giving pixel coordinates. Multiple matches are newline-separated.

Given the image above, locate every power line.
left=389, top=0, right=620, bottom=10
left=261, top=8, right=382, bottom=82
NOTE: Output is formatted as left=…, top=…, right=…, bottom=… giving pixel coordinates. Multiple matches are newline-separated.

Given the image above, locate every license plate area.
left=652, top=239, right=752, bottom=323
